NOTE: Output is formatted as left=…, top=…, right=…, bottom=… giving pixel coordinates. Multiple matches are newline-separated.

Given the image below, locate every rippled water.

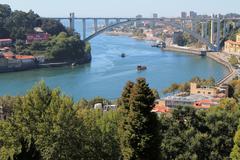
left=0, top=33, right=229, bottom=100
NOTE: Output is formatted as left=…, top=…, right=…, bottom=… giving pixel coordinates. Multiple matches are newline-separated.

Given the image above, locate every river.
left=0, top=35, right=228, bottom=100
left=0, top=21, right=229, bottom=100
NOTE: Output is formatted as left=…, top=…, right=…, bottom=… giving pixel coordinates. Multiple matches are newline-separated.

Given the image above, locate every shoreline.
left=0, top=53, right=92, bottom=73
left=162, top=46, right=235, bottom=85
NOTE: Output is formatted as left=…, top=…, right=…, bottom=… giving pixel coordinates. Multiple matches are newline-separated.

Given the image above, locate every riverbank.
left=162, top=46, right=202, bottom=55
left=0, top=53, right=91, bottom=73
left=162, top=45, right=236, bottom=85
left=207, top=52, right=236, bottom=85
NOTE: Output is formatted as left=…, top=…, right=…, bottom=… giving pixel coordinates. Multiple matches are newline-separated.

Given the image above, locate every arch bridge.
left=48, top=13, right=240, bottom=52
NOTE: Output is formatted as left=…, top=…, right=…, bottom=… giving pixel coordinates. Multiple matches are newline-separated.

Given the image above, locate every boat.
left=121, top=53, right=126, bottom=58
left=151, top=41, right=166, bottom=49
left=137, top=65, right=147, bottom=71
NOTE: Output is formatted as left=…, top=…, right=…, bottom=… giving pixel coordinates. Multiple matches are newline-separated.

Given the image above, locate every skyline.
left=0, top=0, right=240, bottom=18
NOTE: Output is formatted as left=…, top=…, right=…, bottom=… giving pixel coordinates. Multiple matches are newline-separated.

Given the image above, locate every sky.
left=0, top=0, right=240, bottom=18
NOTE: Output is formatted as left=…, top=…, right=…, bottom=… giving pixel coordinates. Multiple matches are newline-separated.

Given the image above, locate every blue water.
left=0, top=34, right=229, bottom=100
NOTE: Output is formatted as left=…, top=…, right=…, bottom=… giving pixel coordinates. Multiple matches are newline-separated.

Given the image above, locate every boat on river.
left=121, top=53, right=126, bottom=58
left=137, top=65, right=147, bottom=71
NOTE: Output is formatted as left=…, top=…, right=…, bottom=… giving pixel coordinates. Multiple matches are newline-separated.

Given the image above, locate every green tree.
left=229, top=55, right=239, bottom=66
left=0, top=81, right=85, bottom=160
left=118, top=78, right=160, bottom=160
left=40, top=19, right=66, bottom=36
left=231, top=129, right=240, bottom=159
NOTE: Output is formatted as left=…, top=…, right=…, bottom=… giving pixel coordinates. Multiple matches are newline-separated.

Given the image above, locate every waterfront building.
left=224, top=33, right=240, bottom=54
left=0, top=52, right=37, bottom=72
left=0, top=39, right=12, bottom=47
left=181, top=12, right=187, bottom=18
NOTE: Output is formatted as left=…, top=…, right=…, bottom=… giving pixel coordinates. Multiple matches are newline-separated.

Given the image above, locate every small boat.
left=137, top=65, right=147, bottom=71
left=121, top=53, right=126, bottom=58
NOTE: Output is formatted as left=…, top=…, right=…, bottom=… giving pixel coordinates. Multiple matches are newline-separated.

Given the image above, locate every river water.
left=0, top=21, right=229, bottom=100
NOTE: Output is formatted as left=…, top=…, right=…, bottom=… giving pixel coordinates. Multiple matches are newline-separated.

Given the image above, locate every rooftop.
left=163, top=94, right=214, bottom=102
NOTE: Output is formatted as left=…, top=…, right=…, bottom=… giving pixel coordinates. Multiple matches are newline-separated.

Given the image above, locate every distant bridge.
left=46, top=13, right=240, bottom=51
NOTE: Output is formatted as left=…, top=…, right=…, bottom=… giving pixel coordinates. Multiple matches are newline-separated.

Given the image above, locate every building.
left=152, top=103, right=171, bottom=114
left=193, top=99, right=219, bottom=109
left=0, top=52, right=37, bottom=72
left=0, top=39, right=12, bottom=47
left=190, top=11, right=197, bottom=18
left=181, top=12, right=187, bottom=18
left=156, top=83, right=228, bottom=110
left=26, top=32, right=49, bottom=44
left=224, top=33, right=240, bottom=54
left=190, top=83, right=217, bottom=96
left=135, top=14, right=143, bottom=27
left=153, top=13, right=158, bottom=18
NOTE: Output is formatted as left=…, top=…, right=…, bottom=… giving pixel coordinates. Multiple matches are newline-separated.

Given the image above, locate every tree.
left=118, top=78, right=160, bottom=160
left=76, top=109, right=121, bottom=160
left=231, top=129, right=240, bottom=159
left=40, top=19, right=66, bottom=36
left=229, top=55, right=239, bottom=66
left=0, top=81, right=85, bottom=160
left=151, top=88, right=160, bottom=100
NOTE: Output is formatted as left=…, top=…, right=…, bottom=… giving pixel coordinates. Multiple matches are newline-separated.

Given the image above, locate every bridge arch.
left=84, top=19, right=216, bottom=51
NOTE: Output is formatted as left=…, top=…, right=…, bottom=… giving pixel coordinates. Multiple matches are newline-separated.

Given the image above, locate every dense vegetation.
left=0, top=4, right=91, bottom=62
left=16, top=32, right=91, bottom=61
left=0, top=4, right=66, bottom=40
left=1, top=78, right=240, bottom=159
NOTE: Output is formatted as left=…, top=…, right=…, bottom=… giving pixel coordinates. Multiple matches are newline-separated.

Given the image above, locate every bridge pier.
left=94, top=19, right=98, bottom=33
left=216, top=16, right=221, bottom=51
left=204, top=22, right=208, bottom=40
left=105, top=19, right=109, bottom=27
left=191, top=20, right=196, bottom=32
left=201, top=22, right=205, bottom=38
left=210, top=19, right=214, bottom=45
left=82, top=19, right=86, bottom=40
left=223, top=20, right=226, bottom=38
left=69, top=13, right=75, bottom=31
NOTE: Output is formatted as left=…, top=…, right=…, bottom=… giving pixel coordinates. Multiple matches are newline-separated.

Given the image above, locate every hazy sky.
left=1, top=0, right=240, bottom=18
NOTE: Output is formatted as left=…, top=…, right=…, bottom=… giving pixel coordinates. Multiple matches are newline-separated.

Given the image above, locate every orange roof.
left=3, top=53, right=35, bottom=60
left=193, top=99, right=218, bottom=109
left=152, top=104, right=171, bottom=113
left=15, top=55, right=35, bottom=59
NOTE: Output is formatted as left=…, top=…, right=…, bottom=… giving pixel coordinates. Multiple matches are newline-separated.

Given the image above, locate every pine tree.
left=118, top=78, right=160, bottom=160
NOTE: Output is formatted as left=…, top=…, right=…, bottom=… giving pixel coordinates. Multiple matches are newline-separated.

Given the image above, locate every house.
left=152, top=103, right=171, bottom=114
left=26, top=32, right=49, bottom=44
left=224, top=33, right=240, bottom=54
left=0, top=39, right=12, bottom=47
left=190, top=83, right=218, bottom=96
